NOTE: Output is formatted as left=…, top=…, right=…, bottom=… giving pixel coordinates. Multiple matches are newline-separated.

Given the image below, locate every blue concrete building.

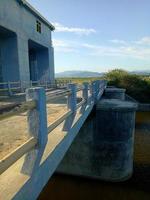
left=0, top=0, right=55, bottom=86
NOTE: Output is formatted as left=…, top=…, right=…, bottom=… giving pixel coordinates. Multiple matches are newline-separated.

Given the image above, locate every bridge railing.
left=0, top=80, right=107, bottom=175
left=0, top=80, right=72, bottom=96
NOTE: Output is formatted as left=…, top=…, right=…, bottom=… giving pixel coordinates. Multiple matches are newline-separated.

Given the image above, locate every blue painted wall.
left=0, top=0, right=55, bottom=85
left=0, top=35, right=20, bottom=82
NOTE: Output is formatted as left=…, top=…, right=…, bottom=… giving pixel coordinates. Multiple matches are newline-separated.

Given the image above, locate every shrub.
left=105, top=69, right=150, bottom=103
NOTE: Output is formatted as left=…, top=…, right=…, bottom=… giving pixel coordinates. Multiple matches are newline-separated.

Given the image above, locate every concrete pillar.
left=25, top=87, right=48, bottom=146
left=17, top=35, right=30, bottom=87
left=48, top=46, right=55, bottom=84
left=67, top=84, right=77, bottom=112
left=104, top=88, right=126, bottom=100
left=94, top=99, right=137, bottom=182
left=22, top=87, right=48, bottom=175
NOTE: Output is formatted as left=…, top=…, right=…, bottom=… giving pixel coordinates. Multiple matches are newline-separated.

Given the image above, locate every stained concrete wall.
left=56, top=111, right=98, bottom=178
left=57, top=101, right=137, bottom=182
left=94, top=99, right=137, bottom=181
left=0, top=0, right=54, bottom=84
left=104, top=88, right=126, bottom=100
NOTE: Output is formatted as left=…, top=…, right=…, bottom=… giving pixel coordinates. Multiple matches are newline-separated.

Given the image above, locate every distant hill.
left=56, top=70, right=104, bottom=78
left=130, top=70, right=150, bottom=75
left=55, top=70, right=150, bottom=78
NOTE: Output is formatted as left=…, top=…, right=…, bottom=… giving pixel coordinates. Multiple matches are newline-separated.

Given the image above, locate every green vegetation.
left=56, top=77, right=103, bottom=85
left=105, top=69, right=150, bottom=103
left=56, top=69, right=150, bottom=103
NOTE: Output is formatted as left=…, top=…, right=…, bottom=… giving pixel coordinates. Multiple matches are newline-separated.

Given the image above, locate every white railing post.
left=22, top=87, right=48, bottom=175
left=67, top=83, right=77, bottom=112
left=8, top=81, right=12, bottom=96
left=26, top=87, right=48, bottom=146
left=83, top=82, right=89, bottom=103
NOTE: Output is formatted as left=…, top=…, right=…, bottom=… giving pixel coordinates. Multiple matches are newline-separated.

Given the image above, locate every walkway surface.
left=0, top=89, right=82, bottom=160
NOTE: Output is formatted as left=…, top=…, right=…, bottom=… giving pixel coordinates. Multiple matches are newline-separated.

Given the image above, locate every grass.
left=56, top=77, right=103, bottom=84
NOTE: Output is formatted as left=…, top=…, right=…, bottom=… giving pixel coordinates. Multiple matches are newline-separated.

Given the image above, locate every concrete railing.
left=0, top=80, right=72, bottom=96
left=0, top=80, right=107, bottom=175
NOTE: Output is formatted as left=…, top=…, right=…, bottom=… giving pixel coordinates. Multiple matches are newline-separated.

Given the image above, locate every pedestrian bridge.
left=0, top=80, right=107, bottom=200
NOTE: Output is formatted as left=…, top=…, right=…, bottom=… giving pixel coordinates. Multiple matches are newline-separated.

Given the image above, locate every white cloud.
left=53, top=39, right=78, bottom=52
left=82, top=43, right=150, bottom=59
left=135, top=37, right=150, bottom=45
left=110, top=39, right=127, bottom=45
left=53, top=39, right=68, bottom=48
left=52, top=38, right=150, bottom=60
left=53, top=22, right=96, bottom=35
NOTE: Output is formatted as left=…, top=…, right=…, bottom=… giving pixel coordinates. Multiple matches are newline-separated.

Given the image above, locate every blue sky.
left=28, top=0, right=150, bottom=73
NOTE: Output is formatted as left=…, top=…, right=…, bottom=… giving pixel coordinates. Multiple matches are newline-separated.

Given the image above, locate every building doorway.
left=29, top=50, right=38, bottom=81
left=0, top=26, right=19, bottom=82
left=28, top=40, right=49, bottom=83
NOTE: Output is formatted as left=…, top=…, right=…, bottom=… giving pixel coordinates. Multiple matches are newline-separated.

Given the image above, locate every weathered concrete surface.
left=104, top=88, right=126, bottom=100
left=94, top=99, right=137, bottom=181
left=56, top=111, right=96, bottom=177
left=57, top=99, right=137, bottom=182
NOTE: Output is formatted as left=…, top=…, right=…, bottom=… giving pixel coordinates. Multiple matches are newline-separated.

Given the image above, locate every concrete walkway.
left=0, top=88, right=82, bottom=160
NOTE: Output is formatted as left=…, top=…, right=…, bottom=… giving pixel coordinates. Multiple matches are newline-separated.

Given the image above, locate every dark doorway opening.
left=28, top=40, right=49, bottom=82
left=0, top=26, right=19, bottom=83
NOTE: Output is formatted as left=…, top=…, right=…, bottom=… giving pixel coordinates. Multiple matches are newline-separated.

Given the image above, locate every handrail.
left=0, top=88, right=9, bottom=91
left=0, top=82, right=8, bottom=85
left=0, top=137, right=37, bottom=175
left=0, top=80, right=72, bottom=97
left=9, top=81, right=20, bottom=84
left=0, top=80, right=107, bottom=175
left=0, top=100, right=36, bottom=120
left=47, top=110, right=72, bottom=134
left=76, top=99, right=86, bottom=109
left=11, top=87, right=21, bottom=90
left=46, top=90, right=72, bottom=101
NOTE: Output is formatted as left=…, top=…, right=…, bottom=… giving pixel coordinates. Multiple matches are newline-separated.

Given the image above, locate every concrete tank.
left=94, top=99, right=137, bottom=182
left=104, top=88, right=126, bottom=100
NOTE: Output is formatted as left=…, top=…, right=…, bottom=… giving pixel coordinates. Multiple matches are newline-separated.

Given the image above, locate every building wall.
left=0, top=0, right=54, bottom=84
left=0, top=36, right=20, bottom=82
left=49, top=46, right=55, bottom=83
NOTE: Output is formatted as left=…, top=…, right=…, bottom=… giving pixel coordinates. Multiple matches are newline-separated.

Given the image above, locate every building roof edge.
left=18, top=0, right=55, bottom=31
